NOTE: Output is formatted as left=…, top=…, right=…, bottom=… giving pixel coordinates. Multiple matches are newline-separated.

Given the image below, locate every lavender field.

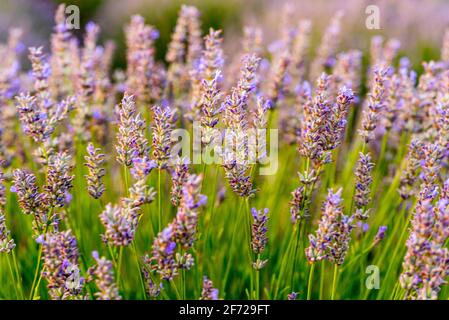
left=0, top=0, right=448, bottom=300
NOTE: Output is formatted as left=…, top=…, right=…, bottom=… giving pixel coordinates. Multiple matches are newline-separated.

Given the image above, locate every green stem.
left=116, top=246, right=124, bottom=291
left=256, top=254, right=260, bottom=300
left=182, top=266, right=186, bottom=300
left=244, top=198, right=254, bottom=299
left=290, top=222, right=301, bottom=291
left=331, top=264, right=339, bottom=300
left=6, top=254, right=20, bottom=299
left=158, top=169, right=162, bottom=233
left=131, top=242, right=147, bottom=299
left=307, top=263, right=315, bottom=300
left=170, top=279, right=182, bottom=300
left=12, top=250, right=24, bottom=299
left=29, top=244, right=43, bottom=300
left=319, top=261, right=325, bottom=300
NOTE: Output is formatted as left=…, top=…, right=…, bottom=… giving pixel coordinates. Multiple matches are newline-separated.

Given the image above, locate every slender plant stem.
left=307, top=263, right=315, bottom=300
left=29, top=244, right=43, bottom=300
left=11, top=250, right=24, bottom=299
left=6, top=254, right=20, bottom=299
left=158, top=169, right=162, bottom=233
left=131, top=241, right=147, bottom=299
left=319, top=261, right=325, bottom=299
left=256, top=254, right=260, bottom=300
left=244, top=198, right=254, bottom=299
left=182, top=266, right=186, bottom=299
left=331, top=264, right=339, bottom=300
left=170, top=279, right=182, bottom=300
left=116, top=246, right=124, bottom=291
left=290, top=222, right=301, bottom=291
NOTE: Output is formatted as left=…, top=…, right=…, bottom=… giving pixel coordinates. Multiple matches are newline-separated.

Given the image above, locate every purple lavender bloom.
left=100, top=204, right=137, bottom=247
left=287, top=292, right=298, bottom=300
left=251, top=208, right=269, bottom=254
left=172, top=174, right=206, bottom=249
left=0, top=213, right=15, bottom=254
left=354, top=152, right=374, bottom=220
left=12, top=169, right=49, bottom=234
left=200, top=276, right=219, bottom=300
left=130, top=156, right=157, bottom=180
left=306, top=188, right=354, bottom=265
left=170, top=159, right=190, bottom=207
left=44, top=152, right=74, bottom=208
left=151, top=105, right=175, bottom=169
left=359, top=67, right=389, bottom=143
left=145, top=225, right=178, bottom=281
left=88, top=251, right=121, bottom=300
left=116, top=93, right=149, bottom=166
left=40, top=230, right=84, bottom=300
left=84, top=143, right=106, bottom=199
left=373, top=226, right=387, bottom=246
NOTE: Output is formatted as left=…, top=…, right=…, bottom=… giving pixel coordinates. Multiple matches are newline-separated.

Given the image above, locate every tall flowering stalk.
left=125, top=15, right=160, bottom=106
left=398, top=139, right=423, bottom=199
left=198, top=29, right=224, bottom=144
left=152, top=104, right=175, bottom=233
left=305, top=188, right=354, bottom=299
left=290, top=20, right=312, bottom=83
left=84, top=143, right=106, bottom=199
left=170, top=159, right=189, bottom=207
left=37, top=230, right=84, bottom=300
left=50, top=4, right=75, bottom=97
left=222, top=54, right=260, bottom=198
left=12, top=169, right=50, bottom=235
left=166, top=5, right=202, bottom=95
left=400, top=142, right=448, bottom=300
left=88, top=251, right=121, bottom=300
left=359, top=67, right=389, bottom=144
left=0, top=28, right=22, bottom=166
left=151, top=105, right=175, bottom=170
left=353, top=152, right=374, bottom=220
left=310, top=11, right=344, bottom=81
left=115, top=93, right=148, bottom=167
left=44, top=152, right=74, bottom=209
left=143, top=174, right=205, bottom=298
left=251, top=207, right=269, bottom=299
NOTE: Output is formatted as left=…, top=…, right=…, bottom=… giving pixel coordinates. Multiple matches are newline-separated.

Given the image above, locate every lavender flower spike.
left=151, top=105, right=175, bottom=169
left=251, top=208, right=269, bottom=254
left=84, top=143, right=106, bottom=199
left=373, top=226, right=387, bottom=246
left=44, top=152, right=74, bottom=208
left=354, top=152, right=374, bottom=220
left=251, top=207, right=269, bottom=270
left=290, top=186, right=305, bottom=223
left=173, top=174, right=207, bottom=249
left=200, top=276, right=219, bottom=300
left=88, top=251, right=121, bottom=300
left=170, top=158, right=190, bottom=207
left=306, top=188, right=354, bottom=265
left=40, top=230, right=84, bottom=300
left=144, top=225, right=178, bottom=281
left=0, top=212, right=15, bottom=253
left=116, top=93, right=148, bottom=166
left=359, top=67, right=388, bottom=144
